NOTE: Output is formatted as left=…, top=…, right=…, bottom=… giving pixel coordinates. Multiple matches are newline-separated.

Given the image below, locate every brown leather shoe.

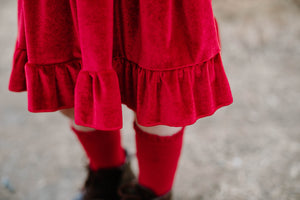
left=118, top=181, right=172, bottom=200
left=76, top=150, right=135, bottom=200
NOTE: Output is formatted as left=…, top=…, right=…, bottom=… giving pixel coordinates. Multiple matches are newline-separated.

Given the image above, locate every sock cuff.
left=133, top=120, right=186, bottom=142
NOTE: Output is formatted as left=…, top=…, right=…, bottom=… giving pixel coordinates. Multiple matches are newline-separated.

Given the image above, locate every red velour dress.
left=8, top=0, right=233, bottom=130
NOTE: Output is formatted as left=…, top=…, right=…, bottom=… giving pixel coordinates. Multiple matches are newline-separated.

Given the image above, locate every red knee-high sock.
left=134, top=121, right=186, bottom=196
left=70, top=121, right=126, bottom=170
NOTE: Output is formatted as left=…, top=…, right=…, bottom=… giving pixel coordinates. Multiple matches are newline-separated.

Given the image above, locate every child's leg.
left=133, top=112, right=186, bottom=196
left=59, top=108, right=95, bottom=131
left=59, top=108, right=126, bottom=170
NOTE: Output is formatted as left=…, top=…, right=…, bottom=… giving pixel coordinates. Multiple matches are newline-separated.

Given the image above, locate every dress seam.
left=112, top=51, right=220, bottom=72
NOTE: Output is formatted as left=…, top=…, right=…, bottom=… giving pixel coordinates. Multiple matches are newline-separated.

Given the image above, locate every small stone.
left=1, top=177, right=16, bottom=193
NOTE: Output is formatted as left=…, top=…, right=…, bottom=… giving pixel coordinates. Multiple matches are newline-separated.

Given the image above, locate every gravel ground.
left=0, top=0, right=299, bottom=199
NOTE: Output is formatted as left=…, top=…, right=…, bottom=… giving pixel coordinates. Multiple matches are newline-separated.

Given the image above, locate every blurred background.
left=0, top=0, right=299, bottom=199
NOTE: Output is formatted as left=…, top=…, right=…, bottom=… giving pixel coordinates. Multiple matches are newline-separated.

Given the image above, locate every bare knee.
left=134, top=113, right=184, bottom=136
left=59, top=108, right=75, bottom=119
left=70, top=120, right=96, bottom=132
left=59, top=108, right=96, bottom=132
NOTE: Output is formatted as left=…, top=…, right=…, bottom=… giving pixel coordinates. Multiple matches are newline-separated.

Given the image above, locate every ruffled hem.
left=9, top=54, right=123, bottom=130
left=74, top=70, right=123, bottom=130
left=24, top=59, right=81, bottom=112
left=112, top=52, right=233, bottom=127
left=8, top=48, right=28, bottom=92
left=9, top=51, right=233, bottom=129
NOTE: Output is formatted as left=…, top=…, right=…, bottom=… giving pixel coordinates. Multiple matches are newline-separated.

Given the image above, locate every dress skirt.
left=8, top=0, right=233, bottom=130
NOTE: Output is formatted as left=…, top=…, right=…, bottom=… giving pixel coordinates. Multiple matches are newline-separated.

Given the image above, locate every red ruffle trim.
left=24, top=59, right=81, bottom=112
left=8, top=49, right=123, bottom=130
left=113, top=53, right=233, bottom=127
left=8, top=48, right=233, bottom=129
left=74, top=70, right=123, bottom=130
left=8, top=48, right=28, bottom=92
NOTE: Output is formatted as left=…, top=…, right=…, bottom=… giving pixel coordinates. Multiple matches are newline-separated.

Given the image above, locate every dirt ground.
left=0, top=0, right=299, bottom=199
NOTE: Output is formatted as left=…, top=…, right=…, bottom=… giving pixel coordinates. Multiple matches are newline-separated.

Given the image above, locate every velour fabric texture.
left=70, top=121, right=126, bottom=170
left=8, top=0, right=233, bottom=130
left=134, top=120, right=186, bottom=196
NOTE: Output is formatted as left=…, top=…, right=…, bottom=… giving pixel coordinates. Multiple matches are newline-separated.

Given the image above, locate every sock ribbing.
left=134, top=121, right=185, bottom=196
left=70, top=123, right=126, bottom=170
